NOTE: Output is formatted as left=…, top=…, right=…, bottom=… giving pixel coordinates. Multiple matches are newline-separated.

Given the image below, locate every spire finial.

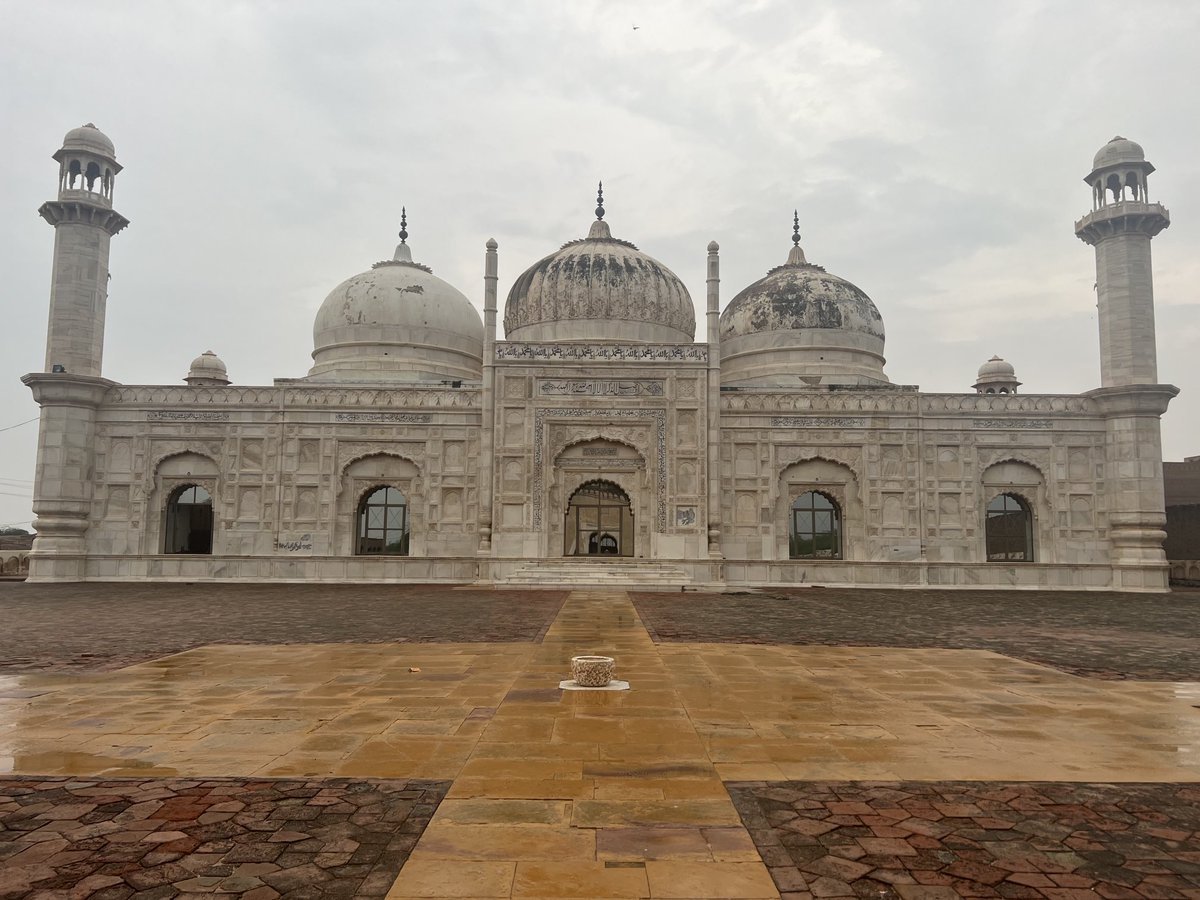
left=792, top=210, right=801, bottom=246
left=595, top=181, right=605, bottom=220
left=399, top=207, right=408, bottom=244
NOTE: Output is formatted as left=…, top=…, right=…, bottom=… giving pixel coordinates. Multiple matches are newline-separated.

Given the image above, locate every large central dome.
left=503, top=206, right=695, bottom=343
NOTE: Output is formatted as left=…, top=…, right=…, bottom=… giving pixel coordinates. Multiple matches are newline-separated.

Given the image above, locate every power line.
left=0, top=417, right=38, bottom=433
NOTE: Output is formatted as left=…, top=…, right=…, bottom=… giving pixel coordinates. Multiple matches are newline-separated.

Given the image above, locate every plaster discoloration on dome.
left=718, top=242, right=888, bottom=387
left=504, top=219, right=695, bottom=343
left=721, top=263, right=884, bottom=342
left=310, top=245, right=483, bottom=383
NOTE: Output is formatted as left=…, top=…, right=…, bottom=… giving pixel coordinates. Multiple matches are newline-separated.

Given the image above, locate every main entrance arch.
left=564, top=480, right=634, bottom=557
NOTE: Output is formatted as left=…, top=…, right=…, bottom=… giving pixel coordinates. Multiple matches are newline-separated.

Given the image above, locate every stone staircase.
left=500, top=559, right=691, bottom=590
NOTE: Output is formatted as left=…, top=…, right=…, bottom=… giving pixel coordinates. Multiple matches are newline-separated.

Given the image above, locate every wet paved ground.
left=728, top=780, right=1200, bottom=900
left=1, top=587, right=1199, bottom=898
left=632, top=587, right=1200, bottom=681
left=0, top=776, right=447, bottom=899
left=0, top=584, right=566, bottom=673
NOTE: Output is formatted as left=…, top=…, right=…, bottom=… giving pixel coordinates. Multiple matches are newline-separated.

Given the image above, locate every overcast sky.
left=2, top=0, right=1198, bottom=529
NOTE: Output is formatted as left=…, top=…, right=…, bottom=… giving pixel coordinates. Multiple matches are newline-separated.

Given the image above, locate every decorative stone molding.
left=978, top=452, right=1052, bottom=485
left=923, top=394, right=1093, bottom=414
left=534, top=409, right=667, bottom=530
left=38, top=199, right=129, bottom=236
left=723, top=393, right=919, bottom=413
left=497, top=342, right=707, bottom=363
left=333, top=412, right=433, bottom=424
left=538, top=379, right=665, bottom=397
left=104, top=385, right=480, bottom=409
left=772, top=416, right=867, bottom=428
left=971, top=419, right=1053, bottom=429
left=147, top=410, right=231, bottom=422
left=777, top=450, right=864, bottom=485
left=336, top=443, right=425, bottom=478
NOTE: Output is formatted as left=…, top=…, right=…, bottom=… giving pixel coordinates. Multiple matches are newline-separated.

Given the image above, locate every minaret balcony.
left=1075, top=201, right=1170, bottom=244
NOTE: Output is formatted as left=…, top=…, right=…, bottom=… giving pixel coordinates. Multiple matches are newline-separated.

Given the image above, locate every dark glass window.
left=164, top=485, right=213, bottom=554
left=986, top=493, right=1034, bottom=561
left=357, top=486, right=409, bottom=555
left=789, top=491, right=841, bottom=559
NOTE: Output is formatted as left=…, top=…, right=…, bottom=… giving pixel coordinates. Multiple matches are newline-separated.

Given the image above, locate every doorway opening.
left=564, top=480, right=633, bottom=558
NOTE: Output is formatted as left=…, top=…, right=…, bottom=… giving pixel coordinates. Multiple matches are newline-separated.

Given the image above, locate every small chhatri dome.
left=185, top=350, right=230, bottom=386
left=503, top=186, right=696, bottom=343
left=1093, top=135, right=1146, bottom=170
left=718, top=214, right=887, bottom=387
left=973, top=355, right=1021, bottom=394
left=61, top=123, right=116, bottom=159
left=310, top=214, right=483, bottom=382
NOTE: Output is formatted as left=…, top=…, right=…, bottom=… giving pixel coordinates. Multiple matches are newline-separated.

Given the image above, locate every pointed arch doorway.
left=564, top=480, right=634, bottom=557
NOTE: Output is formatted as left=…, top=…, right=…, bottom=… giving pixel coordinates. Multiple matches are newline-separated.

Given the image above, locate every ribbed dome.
left=503, top=217, right=695, bottom=343
left=62, top=123, right=116, bottom=159
left=185, top=350, right=230, bottom=386
left=310, top=241, right=483, bottom=382
left=719, top=241, right=888, bottom=387
left=1093, top=136, right=1145, bottom=170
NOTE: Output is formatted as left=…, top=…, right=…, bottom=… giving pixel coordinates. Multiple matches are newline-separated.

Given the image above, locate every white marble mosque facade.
left=22, top=126, right=1179, bottom=590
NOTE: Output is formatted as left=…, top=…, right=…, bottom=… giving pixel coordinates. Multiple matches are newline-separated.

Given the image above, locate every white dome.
left=973, top=355, right=1020, bottom=393
left=504, top=217, right=695, bottom=343
left=185, top=350, right=230, bottom=385
left=310, top=243, right=483, bottom=382
left=718, top=239, right=888, bottom=387
left=1093, top=136, right=1146, bottom=170
left=61, top=123, right=116, bottom=159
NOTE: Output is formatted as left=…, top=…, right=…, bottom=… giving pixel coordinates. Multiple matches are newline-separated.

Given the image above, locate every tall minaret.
left=21, top=124, right=127, bottom=580
left=1076, top=136, right=1178, bottom=591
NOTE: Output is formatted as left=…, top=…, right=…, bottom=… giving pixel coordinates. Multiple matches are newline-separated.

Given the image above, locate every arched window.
left=357, top=486, right=409, bottom=555
left=790, top=491, right=841, bottom=559
left=986, top=493, right=1033, bottom=562
left=565, top=481, right=633, bottom=557
left=164, top=485, right=213, bottom=554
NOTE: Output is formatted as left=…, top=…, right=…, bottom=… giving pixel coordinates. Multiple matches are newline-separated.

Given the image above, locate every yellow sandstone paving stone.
left=385, top=858, right=516, bottom=899
left=433, top=799, right=572, bottom=826
left=416, top=823, right=596, bottom=860
left=478, top=720, right=557, bottom=742
left=594, top=825, right=714, bottom=860
left=460, top=758, right=586, bottom=780
left=445, top=779, right=595, bottom=801
left=510, top=861, right=649, bottom=899
left=571, top=799, right=742, bottom=828
left=551, top=718, right=627, bottom=744
left=643, top=860, right=779, bottom=899
left=470, top=742, right=600, bottom=761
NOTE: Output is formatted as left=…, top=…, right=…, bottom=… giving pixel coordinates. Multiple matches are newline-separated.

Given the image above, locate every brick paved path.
left=632, top=588, right=1200, bottom=680
left=728, top=780, right=1200, bottom=900
left=0, top=776, right=449, bottom=899
left=0, top=584, right=565, bottom=674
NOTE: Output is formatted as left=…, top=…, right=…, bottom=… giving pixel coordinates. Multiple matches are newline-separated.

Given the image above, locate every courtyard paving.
left=1, top=584, right=1198, bottom=898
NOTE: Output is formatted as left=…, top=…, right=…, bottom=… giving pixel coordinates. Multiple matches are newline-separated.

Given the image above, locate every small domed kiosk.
left=184, top=350, right=231, bottom=386
left=973, top=355, right=1020, bottom=394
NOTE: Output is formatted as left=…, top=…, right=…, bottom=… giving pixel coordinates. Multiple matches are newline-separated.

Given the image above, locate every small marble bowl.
left=570, top=655, right=615, bottom=687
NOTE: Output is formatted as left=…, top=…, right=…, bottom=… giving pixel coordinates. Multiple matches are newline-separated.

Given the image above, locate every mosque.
left=21, top=124, right=1178, bottom=589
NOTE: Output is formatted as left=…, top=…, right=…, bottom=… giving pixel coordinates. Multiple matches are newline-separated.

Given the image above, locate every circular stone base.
left=559, top=679, right=631, bottom=692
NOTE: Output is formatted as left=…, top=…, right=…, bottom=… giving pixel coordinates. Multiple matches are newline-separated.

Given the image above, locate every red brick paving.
left=0, top=776, right=449, bottom=899
left=0, top=584, right=566, bottom=673
left=727, top=781, right=1200, bottom=900
left=632, top=587, right=1200, bottom=680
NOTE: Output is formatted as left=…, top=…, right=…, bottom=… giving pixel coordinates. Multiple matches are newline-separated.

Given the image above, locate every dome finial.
left=595, top=181, right=605, bottom=220
left=786, top=210, right=808, bottom=265
left=399, top=207, right=408, bottom=244
left=792, top=210, right=801, bottom=246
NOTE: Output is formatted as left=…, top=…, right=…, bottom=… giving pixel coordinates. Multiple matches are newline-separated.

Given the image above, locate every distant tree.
left=0, top=526, right=31, bottom=535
